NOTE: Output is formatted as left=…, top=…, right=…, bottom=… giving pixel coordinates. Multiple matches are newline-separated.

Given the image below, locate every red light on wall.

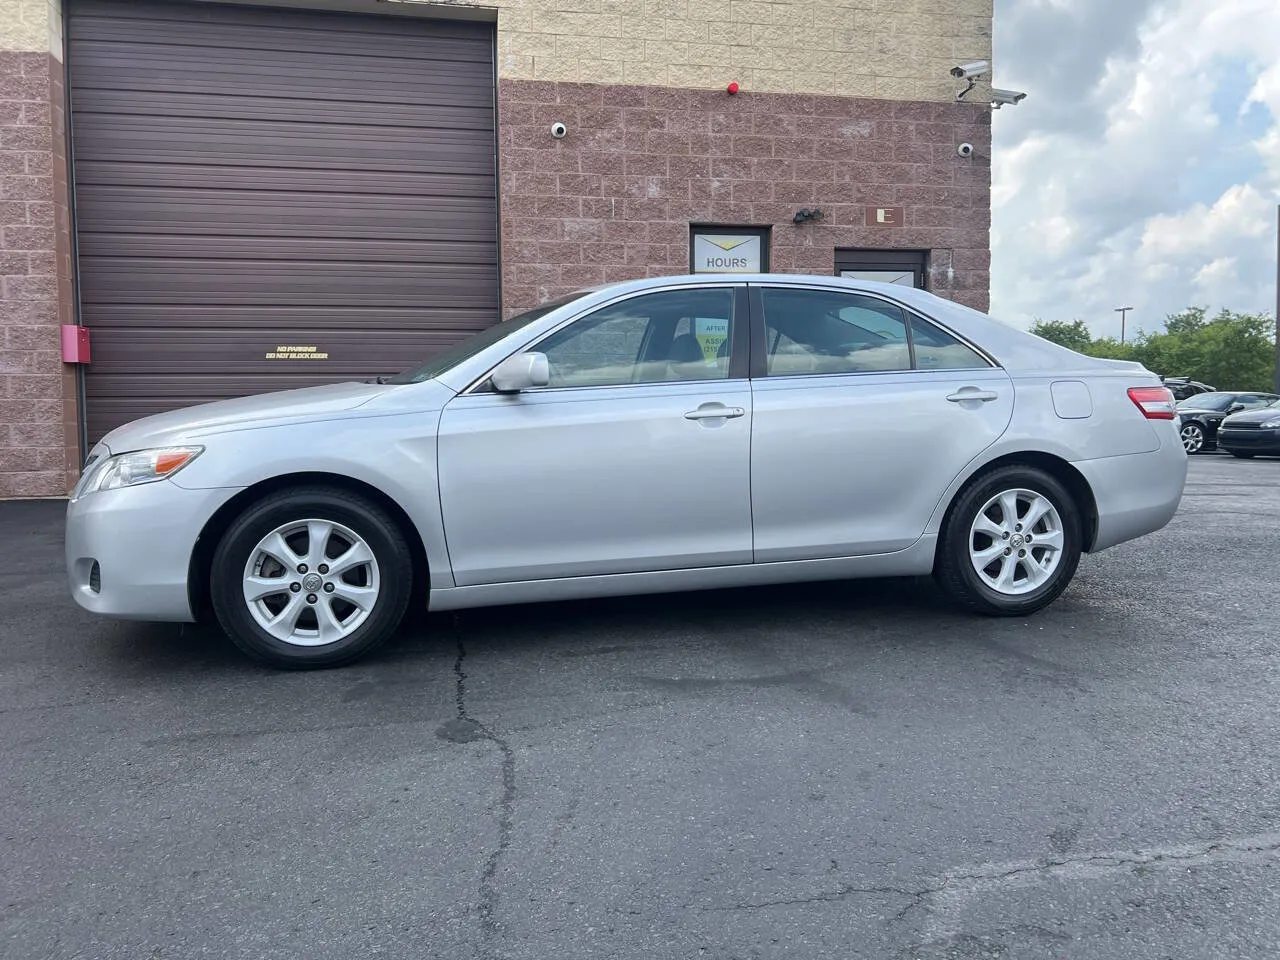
left=61, top=324, right=91, bottom=364
left=727, top=81, right=740, bottom=95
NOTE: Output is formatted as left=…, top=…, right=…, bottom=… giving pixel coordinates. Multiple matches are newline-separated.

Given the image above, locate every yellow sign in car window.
left=694, top=318, right=729, bottom=362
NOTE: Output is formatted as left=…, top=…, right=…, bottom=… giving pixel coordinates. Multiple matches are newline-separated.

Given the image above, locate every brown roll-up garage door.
left=68, top=0, right=498, bottom=441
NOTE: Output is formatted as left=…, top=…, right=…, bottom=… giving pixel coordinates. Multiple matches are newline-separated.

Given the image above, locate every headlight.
left=71, top=446, right=203, bottom=499
left=1261, top=418, right=1280, bottom=429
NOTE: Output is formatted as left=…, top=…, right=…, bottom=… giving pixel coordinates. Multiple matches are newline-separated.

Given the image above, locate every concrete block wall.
left=429, top=0, right=994, bottom=101
left=1, top=0, right=76, bottom=498
left=497, top=79, right=992, bottom=316
left=0, top=0, right=994, bottom=498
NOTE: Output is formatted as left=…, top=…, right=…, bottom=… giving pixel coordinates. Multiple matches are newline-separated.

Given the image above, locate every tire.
left=1230, top=451, right=1256, bottom=459
left=934, top=465, right=1083, bottom=617
left=210, top=486, right=414, bottom=669
left=1180, top=421, right=1205, bottom=454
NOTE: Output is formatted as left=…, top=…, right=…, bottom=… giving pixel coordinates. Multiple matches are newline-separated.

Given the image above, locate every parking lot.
left=3, top=454, right=1279, bottom=960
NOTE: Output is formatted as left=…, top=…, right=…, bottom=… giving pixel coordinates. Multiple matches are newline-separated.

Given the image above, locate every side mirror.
left=1229, top=403, right=1245, bottom=413
left=490, top=352, right=549, bottom=393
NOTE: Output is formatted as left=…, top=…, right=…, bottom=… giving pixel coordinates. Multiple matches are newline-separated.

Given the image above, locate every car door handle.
left=684, top=404, right=746, bottom=421
left=946, top=389, right=1000, bottom=403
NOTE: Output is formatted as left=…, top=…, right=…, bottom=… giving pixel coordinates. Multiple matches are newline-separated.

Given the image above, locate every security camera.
left=990, top=88, right=1027, bottom=108
left=950, top=61, right=990, bottom=80
left=550, top=121, right=568, bottom=139
left=957, top=142, right=974, bottom=158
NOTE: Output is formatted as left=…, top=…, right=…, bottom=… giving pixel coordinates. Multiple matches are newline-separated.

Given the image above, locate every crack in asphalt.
left=722, top=833, right=1280, bottom=916
left=725, top=884, right=928, bottom=914
left=940, top=833, right=1280, bottom=888
left=449, top=628, right=517, bottom=949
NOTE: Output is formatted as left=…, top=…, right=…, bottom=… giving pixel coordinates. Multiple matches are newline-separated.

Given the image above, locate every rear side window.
left=760, top=288, right=910, bottom=376
left=758, top=287, right=990, bottom=376
left=909, top=316, right=990, bottom=370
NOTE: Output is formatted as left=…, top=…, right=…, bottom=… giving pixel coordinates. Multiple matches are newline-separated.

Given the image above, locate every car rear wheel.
left=935, top=465, right=1082, bottom=617
left=211, top=487, right=413, bottom=669
left=1180, top=422, right=1205, bottom=454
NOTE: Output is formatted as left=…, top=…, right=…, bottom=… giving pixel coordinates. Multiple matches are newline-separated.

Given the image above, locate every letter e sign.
left=864, top=206, right=904, bottom=227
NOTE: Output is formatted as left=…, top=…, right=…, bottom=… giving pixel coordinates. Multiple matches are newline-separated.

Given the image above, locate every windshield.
left=384, top=293, right=590, bottom=385
left=1177, top=393, right=1236, bottom=412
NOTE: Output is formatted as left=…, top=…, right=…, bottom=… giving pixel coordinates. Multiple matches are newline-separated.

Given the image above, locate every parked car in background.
left=1176, top=392, right=1280, bottom=453
left=1217, top=398, right=1280, bottom=459
left=65, top=275, right=1188, bottom=669
left=1161, top=377, right=1216, bottom=401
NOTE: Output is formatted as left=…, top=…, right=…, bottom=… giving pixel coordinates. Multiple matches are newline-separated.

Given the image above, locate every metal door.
left=68, top=0, right=498, bottom=440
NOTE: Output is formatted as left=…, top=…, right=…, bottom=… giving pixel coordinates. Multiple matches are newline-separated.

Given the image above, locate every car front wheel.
left=1180, top=422, right=1205, bottom=454
left=210, top=487, right=413, bottom=669
left=935, top=465, right=1082, bottom=617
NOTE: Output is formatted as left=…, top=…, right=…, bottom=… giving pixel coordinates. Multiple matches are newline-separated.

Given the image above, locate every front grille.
left=88, top=561, right=101, bottom=594
left=1220, top=422, right=1262, bottom=431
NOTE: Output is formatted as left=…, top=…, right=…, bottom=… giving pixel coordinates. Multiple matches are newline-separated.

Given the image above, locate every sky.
left=990, top=0, right=1280, bottom=337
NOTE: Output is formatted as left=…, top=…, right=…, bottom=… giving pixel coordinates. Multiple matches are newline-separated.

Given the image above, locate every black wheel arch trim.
left=934, top=451, right=1100, bottom=558
left=187, top=472, right=430, bottom=623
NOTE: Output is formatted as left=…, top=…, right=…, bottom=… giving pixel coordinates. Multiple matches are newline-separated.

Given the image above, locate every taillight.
left=1128, top=386, right=1177, bottom=420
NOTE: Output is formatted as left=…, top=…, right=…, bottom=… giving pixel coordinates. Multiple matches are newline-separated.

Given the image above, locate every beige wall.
left=0, top=0, right=61, bottom=55
left=424, top=0, right=993, bottom=101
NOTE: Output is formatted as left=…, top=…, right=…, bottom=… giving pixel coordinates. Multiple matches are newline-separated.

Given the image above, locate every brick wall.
left=0, top=0, right=995, bottom=498
left=425, top=0, right=994, bottom=102
left=2, top=0, right=76, bottom=499
left=497, top=79, right=992, bottom=316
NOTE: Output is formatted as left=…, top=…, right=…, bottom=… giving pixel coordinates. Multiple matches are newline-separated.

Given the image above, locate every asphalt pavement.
left=3, top=455, right=1279, bottom=960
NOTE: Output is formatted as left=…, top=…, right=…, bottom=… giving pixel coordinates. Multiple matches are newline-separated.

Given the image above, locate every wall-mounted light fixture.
left=793, top=208, right=824, bottom=225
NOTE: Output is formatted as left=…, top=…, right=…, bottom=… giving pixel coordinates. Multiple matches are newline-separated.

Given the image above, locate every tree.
left=1175, top=310, right=1275, bottom=390
left=1163, top=306, right=1208, bottom=336
left=1028, top=319, right=1094, bottom=353
left=1026, top=308, right=1276, bottom=391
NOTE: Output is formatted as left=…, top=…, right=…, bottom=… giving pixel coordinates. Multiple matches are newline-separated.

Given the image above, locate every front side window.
left=535, top=288, right=736, bottom=388
left=760, top=288, right=910, bottom=376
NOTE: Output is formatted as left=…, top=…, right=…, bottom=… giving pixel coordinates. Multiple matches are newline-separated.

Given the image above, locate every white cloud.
left=991, top=0, right=1280, bottom=334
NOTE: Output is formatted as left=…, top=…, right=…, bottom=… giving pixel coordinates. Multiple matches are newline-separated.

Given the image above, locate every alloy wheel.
left=242, top=519, right=381, bottom=646
left=1180, top=423, right=1204, bottom=454
left=968, top=488, right=1065, bottom=596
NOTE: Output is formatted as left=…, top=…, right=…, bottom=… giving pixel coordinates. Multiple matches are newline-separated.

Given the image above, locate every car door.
left=437, top=285, right=753, bottom=586
left=748, top=284, right=1013, bottom=562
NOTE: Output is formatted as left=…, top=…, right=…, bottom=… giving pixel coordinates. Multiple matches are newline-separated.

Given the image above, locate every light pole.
left=1274, top=205, right=1279, bottom=394
left=1115, top=306, right=1134, bottom=344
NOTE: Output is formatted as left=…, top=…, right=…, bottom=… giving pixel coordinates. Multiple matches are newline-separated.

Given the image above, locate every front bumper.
left=1218, top=428, right=1280, bottom=455
left=66, top=479, right=242, bottom=622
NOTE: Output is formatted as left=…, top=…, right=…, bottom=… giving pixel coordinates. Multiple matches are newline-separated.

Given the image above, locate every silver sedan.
left=66, top=275, right=1187, bottom=668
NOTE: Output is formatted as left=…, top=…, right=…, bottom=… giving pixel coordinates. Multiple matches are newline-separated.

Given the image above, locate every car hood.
left=98, top=380, right=399, bottom=453
left=1223, top=407, right=1280, bottom=425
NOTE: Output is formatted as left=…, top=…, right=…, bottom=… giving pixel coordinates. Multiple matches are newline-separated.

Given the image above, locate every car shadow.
left=98, top=619, right=268, bottom=678
left=386, top=575, right=954, bottom=660
left=98, top=576, right=951, bottom=676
